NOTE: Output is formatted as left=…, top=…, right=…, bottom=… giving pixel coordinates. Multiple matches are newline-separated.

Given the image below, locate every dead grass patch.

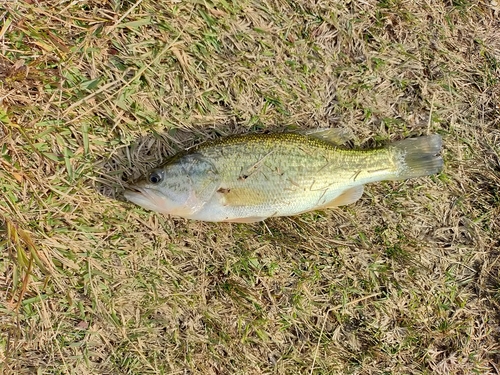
left=1, top=0, right=499, bottom=374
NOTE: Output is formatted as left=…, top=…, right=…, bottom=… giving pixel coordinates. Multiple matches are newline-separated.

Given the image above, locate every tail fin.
left=390, top=135, right=443, bottom=180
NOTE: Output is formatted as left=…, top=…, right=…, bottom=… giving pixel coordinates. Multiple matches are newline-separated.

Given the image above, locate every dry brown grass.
left=1, top=0, right=499, bottom=374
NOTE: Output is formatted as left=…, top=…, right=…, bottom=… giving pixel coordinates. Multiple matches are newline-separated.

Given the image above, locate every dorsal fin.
left=303, top=128, right=354, bottom=145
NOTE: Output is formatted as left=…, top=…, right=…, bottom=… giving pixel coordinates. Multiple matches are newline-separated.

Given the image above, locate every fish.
left=124, top=129, right=443, bottom=223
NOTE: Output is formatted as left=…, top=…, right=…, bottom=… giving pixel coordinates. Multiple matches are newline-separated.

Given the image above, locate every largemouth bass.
left=124, top=131, right=443, bottom=222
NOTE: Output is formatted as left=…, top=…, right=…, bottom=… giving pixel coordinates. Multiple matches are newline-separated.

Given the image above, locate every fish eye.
left=149, top=170, right=163, bottom=184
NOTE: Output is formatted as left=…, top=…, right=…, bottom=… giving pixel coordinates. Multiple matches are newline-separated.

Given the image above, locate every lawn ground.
left=1, top=0, right=500, bottom=374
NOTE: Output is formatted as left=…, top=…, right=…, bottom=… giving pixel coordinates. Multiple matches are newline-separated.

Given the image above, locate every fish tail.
left=390, top=135, right=444, bottom=180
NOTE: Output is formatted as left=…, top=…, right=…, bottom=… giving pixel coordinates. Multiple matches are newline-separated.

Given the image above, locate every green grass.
left=1, top=0, right=500, bottom=374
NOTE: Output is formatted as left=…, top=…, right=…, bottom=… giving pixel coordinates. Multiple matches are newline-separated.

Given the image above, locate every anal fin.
left=318, top=185, right=364, bottom=208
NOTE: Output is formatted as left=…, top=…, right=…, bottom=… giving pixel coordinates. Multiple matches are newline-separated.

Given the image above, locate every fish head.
left=124, top=154, right=220, bottom=217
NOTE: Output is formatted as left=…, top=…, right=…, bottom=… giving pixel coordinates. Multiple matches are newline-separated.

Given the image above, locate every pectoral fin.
left=218, top=187, right=267, bottom=207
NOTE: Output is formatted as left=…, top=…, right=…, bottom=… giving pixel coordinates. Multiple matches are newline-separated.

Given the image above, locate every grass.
left=1, top=0, right=499, bottom=373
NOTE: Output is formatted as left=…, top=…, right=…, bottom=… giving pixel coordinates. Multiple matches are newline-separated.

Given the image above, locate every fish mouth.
left=124, top=185, right=142, bottom=194
left=124, top=185, right=165, bottom=213
left=124, top=186, right=146, bottom=202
